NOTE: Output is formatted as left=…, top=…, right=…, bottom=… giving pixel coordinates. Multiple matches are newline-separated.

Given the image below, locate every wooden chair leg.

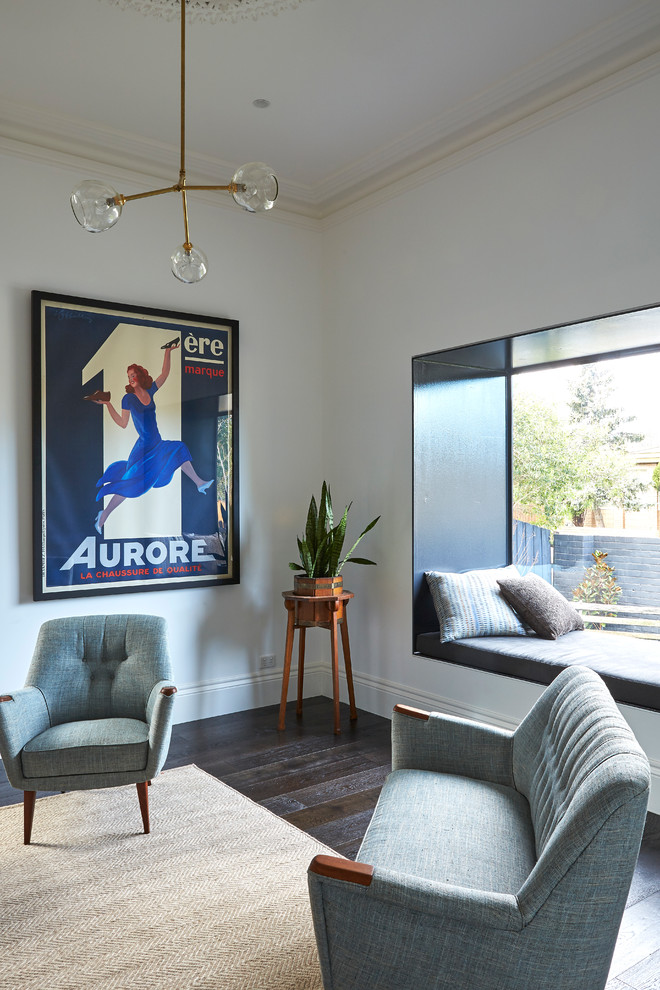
left=136, top=781, right=150, bottom=834
left=24, top=791, right=36, bottom=845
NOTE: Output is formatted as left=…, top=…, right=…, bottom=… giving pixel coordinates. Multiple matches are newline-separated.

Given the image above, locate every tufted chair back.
left=25, top=614, right=171, bottom=726
left=511, top=666, right=650, bottom=932
left=308, top=665, right=650, bottom=990
left=512, top=666, right=649, bottom=859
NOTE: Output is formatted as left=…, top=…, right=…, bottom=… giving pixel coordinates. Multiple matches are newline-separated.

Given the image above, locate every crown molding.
left=1, top=5, right=660, bottom=223
left=0, top=126, right=321, bottom=232
left=314, top=16, right=660, bottom=218
left=319, top=45, right=660, bottom=230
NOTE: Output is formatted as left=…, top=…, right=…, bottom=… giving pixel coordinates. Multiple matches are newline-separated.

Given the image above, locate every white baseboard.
left=324, top=664, right=520, bottom=730
left=174, top=660, right=326, bottom=724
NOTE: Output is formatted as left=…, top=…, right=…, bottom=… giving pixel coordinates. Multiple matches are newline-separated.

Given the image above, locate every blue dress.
left=96, top=383, right=191, bottom=501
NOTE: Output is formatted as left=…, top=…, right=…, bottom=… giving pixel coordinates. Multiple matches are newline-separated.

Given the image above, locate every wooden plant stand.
left=277, top=589, right=357, bottom=735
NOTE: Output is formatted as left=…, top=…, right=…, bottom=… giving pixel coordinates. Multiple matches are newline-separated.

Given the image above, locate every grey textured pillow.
left=497, top=572, right=584, bottom=640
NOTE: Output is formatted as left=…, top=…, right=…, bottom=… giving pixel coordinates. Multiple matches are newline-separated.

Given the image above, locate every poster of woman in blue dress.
left=92, top=341, right=214, bottom=533
left=32, top=291, right=239, bottom=601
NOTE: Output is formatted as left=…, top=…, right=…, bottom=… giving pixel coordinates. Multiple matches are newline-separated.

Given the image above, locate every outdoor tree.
left=512, top=394, right=583, bottom=532
left=512, top=363, right=648, bottom=530
left=653, top=463, right=660, bottom=495
left=568, top=364, right=644, bottom=449
left=566, top=364, right=646, bottom=524
left=652, top=462, right=660, bottom=530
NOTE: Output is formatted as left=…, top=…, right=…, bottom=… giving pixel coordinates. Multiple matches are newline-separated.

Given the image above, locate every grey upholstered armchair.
left=0, top=614, right=176, bottom=844
left=308, top=666, right=651, bottom=990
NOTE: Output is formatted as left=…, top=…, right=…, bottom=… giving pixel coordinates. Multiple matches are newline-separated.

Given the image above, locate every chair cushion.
left=21, top=718, right=149, bottom=779
left=359, top=768, right=537, bottom=894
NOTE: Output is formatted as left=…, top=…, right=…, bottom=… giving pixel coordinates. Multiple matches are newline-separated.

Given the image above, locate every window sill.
left=415, top=629, right=660, bottom=713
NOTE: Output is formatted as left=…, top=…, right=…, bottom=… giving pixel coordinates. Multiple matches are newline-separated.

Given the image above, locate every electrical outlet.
left=260, top=654, right=276, bottom=670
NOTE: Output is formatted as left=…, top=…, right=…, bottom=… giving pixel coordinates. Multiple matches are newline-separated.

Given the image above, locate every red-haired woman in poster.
left=92, top=341, right=213, bottom=533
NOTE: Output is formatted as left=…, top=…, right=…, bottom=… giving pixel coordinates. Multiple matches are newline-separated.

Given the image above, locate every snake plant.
left=288, top=481, right=380, bottom=577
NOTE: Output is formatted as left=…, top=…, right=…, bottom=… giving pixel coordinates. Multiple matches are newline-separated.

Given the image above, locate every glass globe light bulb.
left=70, top=180, right=122, bottom=232
left=232, top=162, right=278, bottom=213
left=171, top=244, right=208, bottom=283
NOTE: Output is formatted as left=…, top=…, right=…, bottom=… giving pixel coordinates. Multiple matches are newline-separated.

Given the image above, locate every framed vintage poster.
left=32, top=291, right=239, bottom=600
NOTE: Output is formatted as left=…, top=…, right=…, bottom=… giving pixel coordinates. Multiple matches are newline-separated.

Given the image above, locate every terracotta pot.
left=293, top=574, right=343, bottom=598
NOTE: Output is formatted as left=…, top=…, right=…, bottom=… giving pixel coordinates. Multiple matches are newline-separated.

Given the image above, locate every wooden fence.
left=572, top=602, right=660, bottom=641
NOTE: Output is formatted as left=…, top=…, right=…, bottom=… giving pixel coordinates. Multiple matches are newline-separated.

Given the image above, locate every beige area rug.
left=0, top=765, right=334, bottom=989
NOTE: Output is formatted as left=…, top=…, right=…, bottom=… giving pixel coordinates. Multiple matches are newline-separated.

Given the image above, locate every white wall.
left=2, top=58, right=660, bottom=813
left=320, top=65, right=660, bottom=812
left=0, top=149, right=326, bottom=720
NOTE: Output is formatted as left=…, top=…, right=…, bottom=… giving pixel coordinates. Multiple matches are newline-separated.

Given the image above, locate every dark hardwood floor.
left=0, top=695, right=658, bottom=985
left=164, top=695, right=392, bottom=859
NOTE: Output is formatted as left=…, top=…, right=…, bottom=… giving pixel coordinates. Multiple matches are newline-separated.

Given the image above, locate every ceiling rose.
left=102, top=0, right=308, bottom=21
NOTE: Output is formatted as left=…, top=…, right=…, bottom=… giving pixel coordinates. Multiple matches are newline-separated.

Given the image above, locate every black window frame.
left=412, top=300, right=660, bottom=712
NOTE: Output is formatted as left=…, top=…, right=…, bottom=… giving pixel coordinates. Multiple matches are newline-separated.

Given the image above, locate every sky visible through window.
left=513, top=351, right=660, bottom=452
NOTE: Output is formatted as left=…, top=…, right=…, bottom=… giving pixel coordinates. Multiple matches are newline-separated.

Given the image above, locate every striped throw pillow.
left=426, top=566, right=527, bottom=642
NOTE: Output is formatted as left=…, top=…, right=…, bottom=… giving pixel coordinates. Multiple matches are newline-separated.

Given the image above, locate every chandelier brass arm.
left=116, top=182, right=239, bottom=205
left=70, top=0, right=278, bottom=283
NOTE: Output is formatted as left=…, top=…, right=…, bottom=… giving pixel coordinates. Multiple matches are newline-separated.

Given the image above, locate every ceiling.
left=2, top=0, right=660, bottom=219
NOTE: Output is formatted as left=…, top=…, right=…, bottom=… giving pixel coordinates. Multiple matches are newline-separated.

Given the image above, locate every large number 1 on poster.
left=82, top=323, right=184, bottom=539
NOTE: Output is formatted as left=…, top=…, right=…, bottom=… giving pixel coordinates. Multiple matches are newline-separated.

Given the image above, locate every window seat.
left=415, top=629, right=660, bottom=712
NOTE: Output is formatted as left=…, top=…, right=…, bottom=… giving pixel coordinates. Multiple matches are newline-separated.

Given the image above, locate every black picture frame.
left=32, top=290, right=239, bottom=600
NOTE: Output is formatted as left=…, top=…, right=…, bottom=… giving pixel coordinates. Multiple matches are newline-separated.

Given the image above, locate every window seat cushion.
left=415, top=629, right=660, bottom=711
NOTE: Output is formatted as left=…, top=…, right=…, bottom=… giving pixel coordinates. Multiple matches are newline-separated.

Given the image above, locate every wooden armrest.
left=160, top=686, right=177, bottom=696
left=309, top=854, right=374, bottom=887
left=393, top=703, right=429, bottom=721
left=0, top=695, right=13, bottom=703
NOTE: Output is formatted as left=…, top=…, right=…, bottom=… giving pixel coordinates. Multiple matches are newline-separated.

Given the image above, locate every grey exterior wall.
left=553, top=531, right=660, bottom=610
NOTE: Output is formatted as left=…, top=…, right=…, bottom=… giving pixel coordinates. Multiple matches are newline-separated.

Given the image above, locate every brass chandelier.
left=70, top=0, right=278, bottom=283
